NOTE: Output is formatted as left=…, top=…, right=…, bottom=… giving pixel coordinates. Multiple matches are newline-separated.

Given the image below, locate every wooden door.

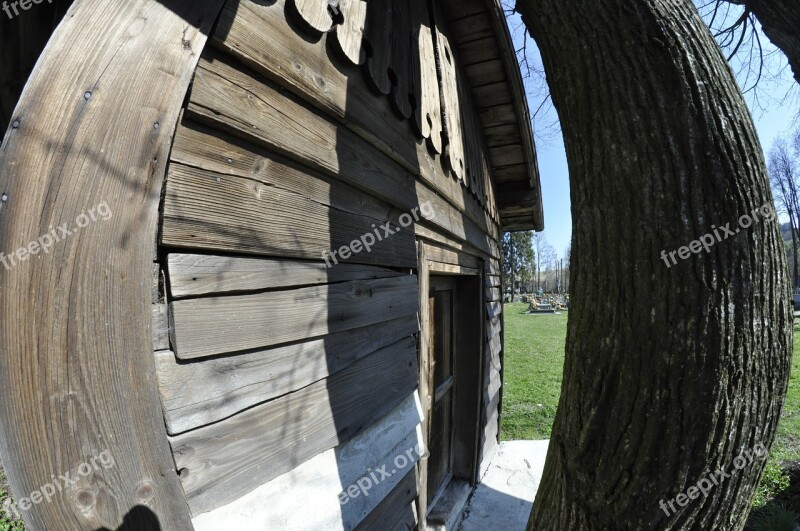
left=427, top=277, right=457, bottom=503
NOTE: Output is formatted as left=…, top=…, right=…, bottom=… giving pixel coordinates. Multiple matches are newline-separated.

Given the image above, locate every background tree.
left=768, top=137, right=800, bottom=286
left=514, top=0, right=792, bottom=528
left=532, top=232, right=556, bottom=291
left=502, top=231, right=535, bottom=298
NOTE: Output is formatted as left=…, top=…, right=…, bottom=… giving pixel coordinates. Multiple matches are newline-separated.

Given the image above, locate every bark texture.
left=741, top=0, right=800, bottom=85
left=517, top=0, right=793, bottom=529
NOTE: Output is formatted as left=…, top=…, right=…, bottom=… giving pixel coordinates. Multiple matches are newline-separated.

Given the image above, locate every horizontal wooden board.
left=464, top=59, right=507, bottom=87
left=458, top=36, right=501, bottom=66
left=478, top=104, right=518, bottom=129
left=170, top=274, right=418, bottom=359
left=428, top=262, right=480, bottom=276
left=171, top=338, right=419, bottom=514
left=208, top=0, right=499, bottom=244
left=186, top=58, right=499, bottom=257
left=472, top=83, right=514, bottom=110
left=490, top=145, right=526, bottom=168
left=355, top=469, right=418, bottom=531
left=168, top=253, right=405, bottom=298
left=152, top=303, right=169, bottom=351
left=162, top=163, right=417, bottom=268
left=191, top=391, right=423, bottom=527
left=422, top=243, right=479, bottom=269
left=487, top=334, right=502, bottom=372
left=486, top=286, right=501, bottom=303
left=448, top=13, right=494, bottom=44
left=483, top=123, right=522, bottom=148
left=486, top=301, right=502, bottom=319
left=486, top=314, right=501, bottom=341
left=157, top=317, right=419, bottom=434
left=487, top=274, right=502, bottom=288
left=493, top=163, right=528, bottom=184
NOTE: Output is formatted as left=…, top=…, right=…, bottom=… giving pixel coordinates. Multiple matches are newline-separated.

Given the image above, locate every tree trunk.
left=741, top=0, right=800, bottom=86
left=516, top=0, right=792, bottom=528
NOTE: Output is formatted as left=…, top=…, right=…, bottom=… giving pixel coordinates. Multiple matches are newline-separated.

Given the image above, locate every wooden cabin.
left=0, top=0, right=543, bottom=529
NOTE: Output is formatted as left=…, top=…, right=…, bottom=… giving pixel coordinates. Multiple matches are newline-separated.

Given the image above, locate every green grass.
left=500, top=302, right=567, bottom=440
left=0, top=467, right=24, bottom=531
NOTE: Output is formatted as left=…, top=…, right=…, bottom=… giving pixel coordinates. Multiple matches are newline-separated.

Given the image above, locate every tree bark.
left=516, top=0, right=793, bottom=528
left=740, top=0, right=800, bottom=86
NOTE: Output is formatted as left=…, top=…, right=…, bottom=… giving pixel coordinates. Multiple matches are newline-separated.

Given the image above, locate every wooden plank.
left=487, top=274, right=502, bottom=288
left=459, top=61, right=491, bottom=208
left=429, top=262, right=480, bottom=275
left=490, top=144, right=526, bottom=167
left=152, top=303, right=170, bottom=351
left=486, top=301, right=502, bottom=319
left=156, top=318, right=419, bottom=434
left=333, top=0, right=368, bottom=65
left=390, top=0, right=414, bottom=119
left=171, top=339, right=419, bottom=515
left=162, top=162, right=417, bottom=268
left=410, top=0, right=443, bottom=154
left=208, top=0, right=500, bottom=243
left=416, top=245, right=432, bottom=527
left=186, top=58, right=499, bottom=257
left=464, top=59, right=507, bottom=87
left=487, top=333, right=502, bottom=372
left=355, top=469, right=418, bottom=531
left=191, top=392, right=423, bottom=528
left=289, top=0, right=334, bottom=33
left=486, top=286, right=502, bottom=302
left=422, top=242, right=479, bottom=269
left=448, top=13, right=494, bottom=44
left=168, top=253, right=404, bottom=298
left=433, top=2, right=466, bottom=182
left=483, top=122, right=520, bottom=146
left=364, top=0, right=393, bottom=95
left=458, top=36, right=501, bottom=66
left=170, top=274, right=418, bottom=359
left=486, top=314, right=501, bottom=341
left=478, top=103, right=517, bottom=129
left=494, top=163, right=528, bottom=184
left=0, top=1, right=226, bottom=529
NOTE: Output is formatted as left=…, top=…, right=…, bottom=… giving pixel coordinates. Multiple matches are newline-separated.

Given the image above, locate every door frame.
left=416, top=242, right=486, bottom=529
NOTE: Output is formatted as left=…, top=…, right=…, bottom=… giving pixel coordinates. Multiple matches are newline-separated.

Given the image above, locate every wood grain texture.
left=355, top=469, right=418, bottom=531
left=168, top=253, right=404, bottom=298
left=156, top=317, right=419, bottom=434
left=186, top=56, right=499, bottom=257
left=409, top=0, right=443, bottom=154
left=170, top=274, right=419, bottom=359
left=390, top=0, right=414, bottom=119
left=191, top=392, right=423, bottom=528
left=0, top=1, right=226, bottom=529
left=433, top=3, right=467, bottom=183
left=332, top=0, right=368, bottom=65
left=290, top=0, right=333, bottom=33
left=364, top=0, right=393, bottom=95
left=171, top=339, right=419, bottom=515
left=162, top=162, right=417, bottom=267
left=207, top=0, right=500, bottom=244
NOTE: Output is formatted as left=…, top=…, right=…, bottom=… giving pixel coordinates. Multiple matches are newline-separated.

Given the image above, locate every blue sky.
left=504, top=7, right=800, bottom=260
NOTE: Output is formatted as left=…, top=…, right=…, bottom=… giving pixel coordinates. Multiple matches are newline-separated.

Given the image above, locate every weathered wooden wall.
left=150, top=0, right=506, bottom=527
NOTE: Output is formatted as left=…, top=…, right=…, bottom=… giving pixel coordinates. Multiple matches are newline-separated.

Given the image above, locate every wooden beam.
left=0, top=1, right=226, bottom=528
left=162, top=162, right=417, bottom=268
left=167, top=253, right=404, bottom=298
left=170, top=339, right=419, bottom=515
left=156, top=318, right=419, bottom=434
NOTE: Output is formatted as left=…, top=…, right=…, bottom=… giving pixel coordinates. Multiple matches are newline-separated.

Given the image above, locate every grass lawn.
left=500, top=300, right=800, bottom=525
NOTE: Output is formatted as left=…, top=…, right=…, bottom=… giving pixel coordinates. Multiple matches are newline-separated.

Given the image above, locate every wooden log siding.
left=167, top=253, right=405, bottom=298
left=209, top=0, right=501, bottom=235
left=156, top=316, right=419, bottom=434
left=170, top=338, right=419, bottom=515
left=190, top=392, right=423, bottom=528
left=184, top=56, right=499, bottom=258
left=170, top=274, right=419, bottom=359
left=162, top=162, right=417, bottom=267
